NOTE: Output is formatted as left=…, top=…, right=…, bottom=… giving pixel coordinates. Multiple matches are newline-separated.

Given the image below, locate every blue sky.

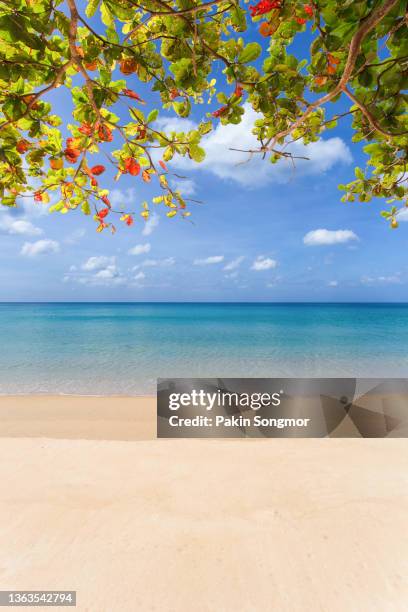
left=1, top=15, right=407, bottom=302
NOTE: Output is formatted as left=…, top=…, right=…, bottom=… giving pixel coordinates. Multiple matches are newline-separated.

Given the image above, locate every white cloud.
left=82, top=256, right=115, bottom=271
left=66, top=257, right=125, bottom=287
left=65, top=228, right=85, bottom=245
left=110, top=188, right=136, bottom=208
left=134, top=271, right=146, bottom=281
left=0, top=214, right=43, bottom=237
left=21, top=239, right=59, bottom=257
left=84, top=270, right=125, bottom=287
left=194, top=255, right=224, bottom=265
left=361, top=274, right=402, bottom=285
left=224, top=256, right=245, bottom=271
left=94, top=266, right=119, bottom=280
left=225, top=271, right=239, bottom=280
left=142, top=213, right=160, bottom=237
left=155, top=104, right=352, bottom=188
left=155, top=116, right=196, bottom=133
left=303, top=229, right=358, bottom=246
left=17, top=194, right=51, bottom=218
left=396, top=209, right=408, bottom=222
left=137, top=257, right=176, bottom=268
left=328, top=280, right=338, bottom=287
left=128, top=243, right=151, bottom=256
left=171, top=178, right=197, bottom=196
left=251, top=256, right=277, bottom=271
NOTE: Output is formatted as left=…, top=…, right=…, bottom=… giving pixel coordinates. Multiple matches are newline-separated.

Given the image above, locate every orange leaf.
left=259, top=22, right=274, bottom=37
left=314, top=76, right=327, bottom=86
left=327, top=53, right=340, bottom=65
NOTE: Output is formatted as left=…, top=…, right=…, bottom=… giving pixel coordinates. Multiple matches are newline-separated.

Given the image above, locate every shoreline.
left=0, top=391, right=156, bottom=401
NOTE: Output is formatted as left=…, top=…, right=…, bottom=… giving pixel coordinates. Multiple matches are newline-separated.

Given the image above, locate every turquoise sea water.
left=0, top=303, right=407, bottom=395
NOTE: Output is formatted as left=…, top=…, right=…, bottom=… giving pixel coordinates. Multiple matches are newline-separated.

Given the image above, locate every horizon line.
left=1, top=301, right=408, bottom=305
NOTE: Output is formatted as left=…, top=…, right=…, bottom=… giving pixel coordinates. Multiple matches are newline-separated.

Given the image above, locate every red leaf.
left=124, top=157, right=141, bottom=176
left=234, top=84, right=244, bottom=97
left=90, top=164, right=106, bottom=176
left=16, top=139, right=30, bottom=154
left=98, top=124, right=113, bottom=142
left=97, top=207, right=110, bottom=219
left=211, top=106, right=228, bottom=118
left=78, top=122, right=93, bottom=136
left=122, top=88, right=144, bottom=103
left=249, top=0, right=281, bottom=17
left=64, top=148, right=81, bottom=163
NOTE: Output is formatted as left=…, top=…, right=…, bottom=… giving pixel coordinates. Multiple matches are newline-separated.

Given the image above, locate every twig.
left=343, top=87, right=408, bottom=138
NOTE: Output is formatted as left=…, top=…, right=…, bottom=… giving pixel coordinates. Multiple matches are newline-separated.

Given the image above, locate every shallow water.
left=0, top=302, right=407, bottom=394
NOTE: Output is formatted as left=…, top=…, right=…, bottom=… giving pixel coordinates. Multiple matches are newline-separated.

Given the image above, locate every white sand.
left=0, top=397, right=407, bottom=611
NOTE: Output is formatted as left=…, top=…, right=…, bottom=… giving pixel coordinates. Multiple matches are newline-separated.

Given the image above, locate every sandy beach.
left=0, top=396, right=407, bottom=611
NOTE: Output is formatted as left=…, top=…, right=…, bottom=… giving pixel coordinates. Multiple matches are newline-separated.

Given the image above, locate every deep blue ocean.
left=0, top=302, right=407, bottom=395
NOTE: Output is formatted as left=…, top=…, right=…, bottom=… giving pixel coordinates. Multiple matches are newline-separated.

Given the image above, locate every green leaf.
left=198, top=121, right=212, bottom=135
left=81, top=201, right=91, bottom=215
left=358, top=70, right=374, bottom=88
left=147, top=109, right=159, bottom=123
left=86, top=0, right=101, bottom=18
left=49, top=201, right=64, bottom=213
left=3, top=98, right=26, bottom=121
left=172, top=100, right=190, bottom=117
left=162, top=146, right=174, bottom=162
left=0, top=15, right=43, bottom=50
left=1, top=195, right=17, bottom=207
left=100, top=1, right=115, bottom=27
left=231, top=7, right=247, bottom=32
left=189, top=144, right=205, bottom=163
left=238, top=43, right=261, bottom=64
left=169, top=58, right=194, bottom=87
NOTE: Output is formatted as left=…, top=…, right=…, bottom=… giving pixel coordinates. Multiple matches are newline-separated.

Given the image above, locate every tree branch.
left=0, top=60, right=72, bottom=132
left=265, top=0, right=400, bottom=149
left=123, top=0, right=227, bottom=41
left=343, top=87, right=408, bottom=138
left=67, top=0, right=102, bottom=120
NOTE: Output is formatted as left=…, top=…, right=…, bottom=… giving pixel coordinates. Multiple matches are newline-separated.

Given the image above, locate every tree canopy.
left=0, top=0, right=407, bottom=232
